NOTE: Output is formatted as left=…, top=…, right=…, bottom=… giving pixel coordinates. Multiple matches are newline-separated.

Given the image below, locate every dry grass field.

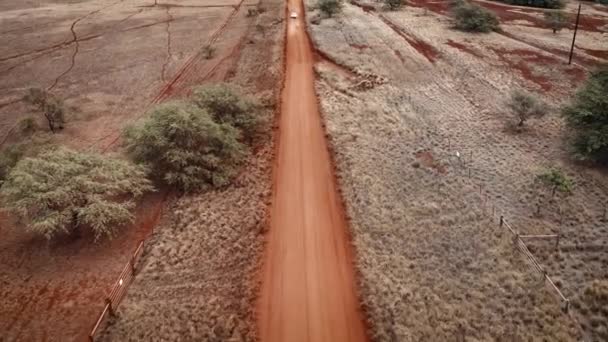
left=0, top=0, right=280, bottom=340
left=305, top=0, right=608, bottom=340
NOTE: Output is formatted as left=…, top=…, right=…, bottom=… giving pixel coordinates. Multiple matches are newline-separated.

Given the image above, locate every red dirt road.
left=257, top=0, right=368, bottom=341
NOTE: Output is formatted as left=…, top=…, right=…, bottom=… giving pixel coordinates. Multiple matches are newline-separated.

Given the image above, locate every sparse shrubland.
left=318, top=0, right=343, bottom=17
left=0, top=148, right=152, bottom=240
left=124, top=101, right=247, bottom=192
left=451, top=1, right=500, bottom=32
left=507, top=90, right=548, bottom=129
left=23, top=88, right=66, bottom=133
left=562, top=66, right=608, bottom=163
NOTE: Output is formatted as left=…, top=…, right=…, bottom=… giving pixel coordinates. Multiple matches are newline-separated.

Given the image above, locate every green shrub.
left=544, top=11, right=568, bottom=33
left=0, top=144, right=26, bottom=186
left=507, top=90, right=548, bottom=128
left=0, top=148, right=152, bottom=240
left=385, top=0, right=404, bottom=10
left=23, top=88, right=65, bottom=133
left=562, top=66, right=608, bottom=163
left=124, top=102, right=247, bottom=192
left=319, top=0, right=343, bottom=17
left=537, top=168, right=573, bottom=197
left=451, top=1, right=500, bottom=32
left=192, top=83, right=261, bottom=141
left=18, top=117, right=37, bottom=135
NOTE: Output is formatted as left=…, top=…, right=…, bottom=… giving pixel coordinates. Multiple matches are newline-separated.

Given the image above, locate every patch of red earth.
left=491, top=47, right=553, bottom=91
left=380, top=15, right=440, bottom=63
left=393, top=49, right=406, bottom=63
left=445, top=39, right=484, bottom=58
left=564, top=66, right=587, bottom=85
left=415, top=150, right=446, bottom=174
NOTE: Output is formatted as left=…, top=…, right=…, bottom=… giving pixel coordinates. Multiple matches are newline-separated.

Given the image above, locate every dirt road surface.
left=257, top=0, right=368, bottom=341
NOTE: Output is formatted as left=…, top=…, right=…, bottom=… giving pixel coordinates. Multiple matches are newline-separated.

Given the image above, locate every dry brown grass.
left=306, top=0, right=607, bottom=340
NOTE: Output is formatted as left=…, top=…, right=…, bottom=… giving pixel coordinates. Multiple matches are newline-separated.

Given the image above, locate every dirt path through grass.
left=257, top=0, right=368, bottom=341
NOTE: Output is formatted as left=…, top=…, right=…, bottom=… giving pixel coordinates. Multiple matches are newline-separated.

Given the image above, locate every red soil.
left=577, top=46, right=608, bottom=60
left=491, top=47, right=554, bottom=90
left=446, top=39, right=484, bottom=58
left=380, top=15, right=440, bottom=63
left=408, top=0, right=449, bottom=14
left=257, top=0, right=368, bottom=341
left=350, top=43, right=369, bottom=50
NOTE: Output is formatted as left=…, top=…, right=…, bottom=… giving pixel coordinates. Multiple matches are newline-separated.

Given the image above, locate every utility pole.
left=568, top=3, right=582, bottom=65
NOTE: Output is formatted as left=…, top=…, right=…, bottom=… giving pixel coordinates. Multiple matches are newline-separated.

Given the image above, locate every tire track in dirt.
left=257, top=0, right=368, bottom=341
left=161, top=6, right=173, bottom=81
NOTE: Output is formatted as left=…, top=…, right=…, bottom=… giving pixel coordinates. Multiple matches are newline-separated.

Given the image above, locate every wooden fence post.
left=564, top=299, right=570, bottom=313
left=500, top=215, right=504, bottom=228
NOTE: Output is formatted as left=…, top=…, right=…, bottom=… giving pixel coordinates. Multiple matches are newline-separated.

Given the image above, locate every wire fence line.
left=88, top=240, right=145, bottom=342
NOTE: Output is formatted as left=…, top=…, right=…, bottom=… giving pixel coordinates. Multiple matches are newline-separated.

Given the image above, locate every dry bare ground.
left=305, top=0, right=607, bottom=341
left=0, top=0, right=275, bottom=340
left=96, top=0, right=284, bottom=340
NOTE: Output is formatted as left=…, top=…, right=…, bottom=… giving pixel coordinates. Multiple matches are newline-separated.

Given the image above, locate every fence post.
left=564, top=299, right=570, bottom=313
left=500, top=215, right=504, bottom=228
left=105, top=297, right=114, bottom=316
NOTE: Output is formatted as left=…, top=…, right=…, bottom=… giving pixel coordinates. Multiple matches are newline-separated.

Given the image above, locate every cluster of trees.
left=450, top=0, right=500, bottom=33
left=0, top=83, right=261, bottom=240
left=508, top=66, right=608, bottom=164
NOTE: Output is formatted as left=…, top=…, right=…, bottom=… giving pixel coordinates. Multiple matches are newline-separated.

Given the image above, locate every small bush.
left=0, top=148, right=152, bottom=240
left=203, top=45, right=215, bottom=59
left=544, top=11, right=568, bottom=33
left=18, top=117, right=37, bottom=135
left=23, top=88, right=65, bottom=133
left=319, top=0, right=343, bottom=17
left=562, top=66, right=608, bottom=163
left=507, top=90, right=548, bottom=128
left=537, top=168, right=573, bottom=197
left=384, top=0, right=403, bottom=10
left=124, top=101, right=247, bottom=192
left=451, top=1, right=500, bottom=32
left=192, top=83, right=262, bottom=141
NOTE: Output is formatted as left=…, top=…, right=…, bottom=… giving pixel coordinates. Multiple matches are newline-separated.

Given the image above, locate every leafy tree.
left=507, top=90, right=548, bottom=128
left=0, top=148, right=153, bottom=240
left=318, top=0, right=343, bottom=17
left=537, top=168, right=573, bottom=197
left=23, top=88, right=65, bottom=133
left=544, top=11, right=568, bottom=34
left=562, top=66, right=608, bottom=163
left=0, top=144, right=26, bottom=186
left=451, top=1, right=500, bottom=33
left=124, top=101, right=246, bottom=192
left=384, top=0, right=403, bottom=11
left=192, top=83, right=261, bottom=141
